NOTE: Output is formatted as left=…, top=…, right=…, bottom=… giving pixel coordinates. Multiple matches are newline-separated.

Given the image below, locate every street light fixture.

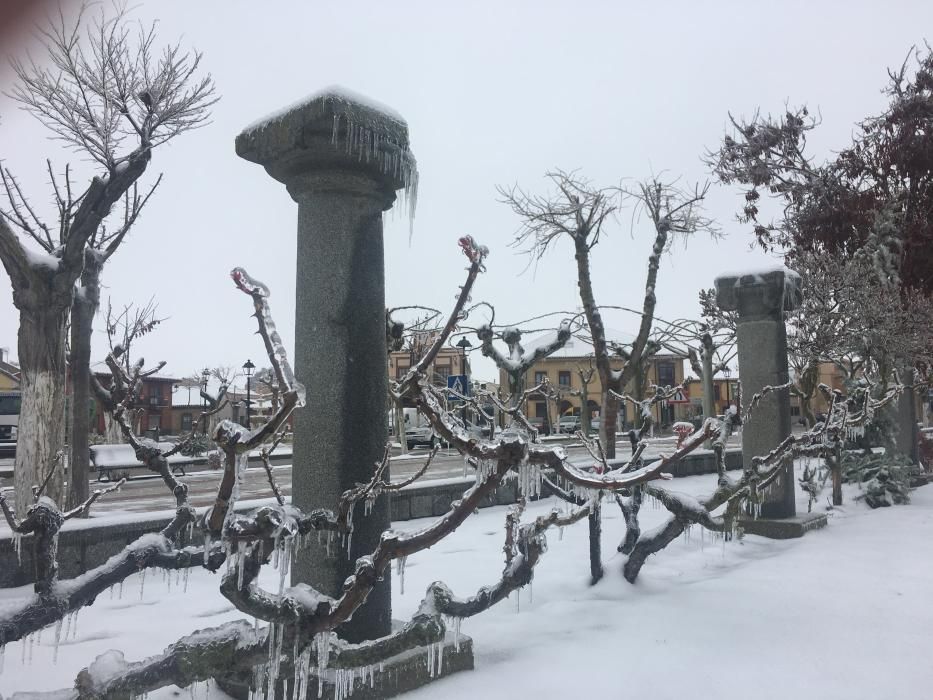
left=242, top=359, right=255, bottom=428
left=455, top=337, right=472, bottom=375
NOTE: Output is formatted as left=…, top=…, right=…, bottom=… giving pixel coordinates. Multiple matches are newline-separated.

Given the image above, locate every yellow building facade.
left=507, top=351, right=687, bottom=431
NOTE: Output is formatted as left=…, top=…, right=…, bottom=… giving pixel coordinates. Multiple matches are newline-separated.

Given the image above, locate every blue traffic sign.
left=447, top=374, right=469, bottom=397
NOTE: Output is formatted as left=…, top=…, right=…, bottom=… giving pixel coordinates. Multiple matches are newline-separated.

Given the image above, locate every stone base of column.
left=739, top=512, right=828, bottom=539
left=216, top=628, right=474, bottom=700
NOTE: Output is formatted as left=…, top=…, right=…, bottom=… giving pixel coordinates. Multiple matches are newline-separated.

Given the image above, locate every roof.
left=522, top=328, right=681, bottom=361
left=0, top=360, right=20, bottom=383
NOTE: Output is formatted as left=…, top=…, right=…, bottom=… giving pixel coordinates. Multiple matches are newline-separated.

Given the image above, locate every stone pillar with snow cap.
left=235, top=87, right=417, bottom=642
left=715, top=268, right=801, bottom=520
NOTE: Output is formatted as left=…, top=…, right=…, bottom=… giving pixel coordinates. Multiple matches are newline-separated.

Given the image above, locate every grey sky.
left=1, top=0, right=930, bottom=384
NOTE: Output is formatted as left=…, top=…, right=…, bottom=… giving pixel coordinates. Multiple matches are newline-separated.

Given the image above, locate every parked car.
left=558, top=416, right=581, bottom=434
left=405, top=425, right=437, bottom=449
left=527, top=417, right=546, bottom=433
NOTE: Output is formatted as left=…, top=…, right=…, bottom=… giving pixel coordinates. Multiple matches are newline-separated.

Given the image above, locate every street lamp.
left=455, top=337, right=472, bottom=375
left=201, top=368, right=210, bottom=433
left=242, top=359, right=255, bottom=428
left=455, top=337, right=472, bottom=426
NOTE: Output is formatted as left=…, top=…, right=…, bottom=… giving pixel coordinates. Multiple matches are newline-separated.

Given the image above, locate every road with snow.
left=0, top=433, right=743, bottom=515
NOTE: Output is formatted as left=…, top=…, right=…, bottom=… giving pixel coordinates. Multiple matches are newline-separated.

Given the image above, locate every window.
left=713, top=384, right=721, bottom=401
left=0, top=394, right=21, bottom=416
left=435, top=365, right=451, bottom=381
left=657, top=361, right=675, bottom=387
left=148, top=415, right=161, bottom=430
left=558, top=371, right=571, bottom=388
left=790, top=405, right=801, bottom=417
left=534, top=371, right=547, bottom=385
left=181, top=413, right=193, bottom=431
left=396, top=363, right=409, bottom=380
left=534, top=401, right=548, bottom=418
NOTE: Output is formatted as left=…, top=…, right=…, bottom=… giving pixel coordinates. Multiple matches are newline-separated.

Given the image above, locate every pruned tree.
left=706, top=45, right=933, bottom=351
left=620, top=375, right=917, bottom=581
left=90, top=299, right=165, bottom=444
left=1, top=241, right=711, bottom=698
left=574, top=358, right=596, bottom=435
left=5, top=239, right=925, bottom=698
left=0, top=2, right=216, bottom=514
left=476, top=320, right=572, bottom=411
left=501, top=170, right=717, bottom=582
left=655, top=297, right=737, bottom=424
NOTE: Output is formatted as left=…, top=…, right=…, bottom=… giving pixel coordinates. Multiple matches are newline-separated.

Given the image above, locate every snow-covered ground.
left=2, top=465, right=932, bottom=699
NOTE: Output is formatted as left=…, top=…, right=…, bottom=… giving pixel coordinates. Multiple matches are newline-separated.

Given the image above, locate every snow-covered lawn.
left=2, top=467, right=932, bottom=699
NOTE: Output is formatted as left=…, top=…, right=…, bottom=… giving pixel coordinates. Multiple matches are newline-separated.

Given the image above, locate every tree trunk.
left=701, top=348, right=715, bottom=421
left=394, top=398, right=408, bottom=455
left=15, top=305, right=69, bottom=516
left=587, top=501, right=603, bottom=584
left=68, top=254, right=102, bottom=511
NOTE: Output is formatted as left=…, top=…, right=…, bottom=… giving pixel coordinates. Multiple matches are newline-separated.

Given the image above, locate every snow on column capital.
left=235, top=85, right=417, bottom=215
left=714, top=268, right=802, bottom=321
left=235, top=86, right=416, bottom=642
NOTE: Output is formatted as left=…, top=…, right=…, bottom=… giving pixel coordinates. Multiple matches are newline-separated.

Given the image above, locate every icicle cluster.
left=12, top=531, right=22, bottom=566
left=516, top=461, right=542, bottom=499
left=425, top=640, right=445, bottom=678
left=846, top=424, right=865, bottom=441
left=475, top=458, right=498, bottom=481
left=396, top=555, right=408, bottom=595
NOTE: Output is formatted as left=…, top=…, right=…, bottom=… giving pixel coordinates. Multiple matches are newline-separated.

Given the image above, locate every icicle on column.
left=236, top=87, right=418, bottom=641
left=714, top=268, right=802, bottom=519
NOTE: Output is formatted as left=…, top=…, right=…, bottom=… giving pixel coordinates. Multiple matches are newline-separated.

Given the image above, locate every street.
left=0, top=432, right=743, bottom=516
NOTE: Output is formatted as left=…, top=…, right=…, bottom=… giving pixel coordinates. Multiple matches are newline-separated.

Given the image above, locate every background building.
left=510, top=332, right=686, bottom=433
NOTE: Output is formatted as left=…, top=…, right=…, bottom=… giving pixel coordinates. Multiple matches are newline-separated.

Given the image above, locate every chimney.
left=0, top=347, right=8, bottom=364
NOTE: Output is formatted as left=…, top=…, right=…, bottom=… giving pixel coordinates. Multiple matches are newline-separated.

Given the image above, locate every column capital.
left=714, top=268, right=802, bottom=321
left=236, top=86, right=416, bottom=206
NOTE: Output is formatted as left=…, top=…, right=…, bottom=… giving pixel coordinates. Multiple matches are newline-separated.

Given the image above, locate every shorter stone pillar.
left=715, top=270, right=803, bottom=519
left=895, top=362, right=920, bottom=463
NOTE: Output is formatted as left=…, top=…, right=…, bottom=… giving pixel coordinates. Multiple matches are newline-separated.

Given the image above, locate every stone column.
left=236, top=89, right=416, bottom=642
left=715, top=269, right=802, bottom=519
left=895, top=362, right=920, bottom=463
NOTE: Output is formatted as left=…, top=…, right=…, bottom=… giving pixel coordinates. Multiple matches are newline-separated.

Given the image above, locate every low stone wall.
left=0, top=449, right=741, bottom=588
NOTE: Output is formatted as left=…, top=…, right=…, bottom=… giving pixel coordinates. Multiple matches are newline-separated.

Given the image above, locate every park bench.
left=90, top=443, right=191, bottom=481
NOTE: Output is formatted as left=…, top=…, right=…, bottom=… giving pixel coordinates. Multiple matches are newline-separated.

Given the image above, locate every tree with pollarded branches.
left=0, top=2, right=216, bottom=515
left=91, top=298, right=165, bottom=444
left=476, top=320, right=573, bottom=412
left=501, top=169, right=719, bottom=583
left=1, top=239, right=925, bottom=698
left=705, top=44, right=933, bottom=336
left=653, top=293, right=737, bottom=425
left=0, top=240, right=705, bottom=697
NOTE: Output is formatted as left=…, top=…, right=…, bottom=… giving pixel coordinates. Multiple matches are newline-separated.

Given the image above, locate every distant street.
left=0, top=432, right=743, bottom=516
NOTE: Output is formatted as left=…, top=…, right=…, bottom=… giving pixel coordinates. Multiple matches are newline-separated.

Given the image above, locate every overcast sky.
left=1, top=0, right=930, bottom=384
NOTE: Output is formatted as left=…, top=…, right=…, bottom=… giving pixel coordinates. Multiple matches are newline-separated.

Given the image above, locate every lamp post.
left=723, top=366, right=732, bottom=412
left=242, top=359, right=255, bottom=428
left=201, top=368, right=210, bottom=434
left=455, top=337, right=472, bottom=426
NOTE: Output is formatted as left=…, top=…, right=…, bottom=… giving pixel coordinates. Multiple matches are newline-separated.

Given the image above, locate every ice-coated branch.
left=394, top=236, right=488, bottom=401
left=71, top=621, right=266, bottom=700
left=621, top=378, right=915, bottom=582
left=260, top=431, right=288, bottom=507
left=0, top=525, right=223, bottom=645
left=420, top=498, right=594, bottom=619
left=743, top=380, right=794, bottom=424
left=476, top=318, right=573, bottom=406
